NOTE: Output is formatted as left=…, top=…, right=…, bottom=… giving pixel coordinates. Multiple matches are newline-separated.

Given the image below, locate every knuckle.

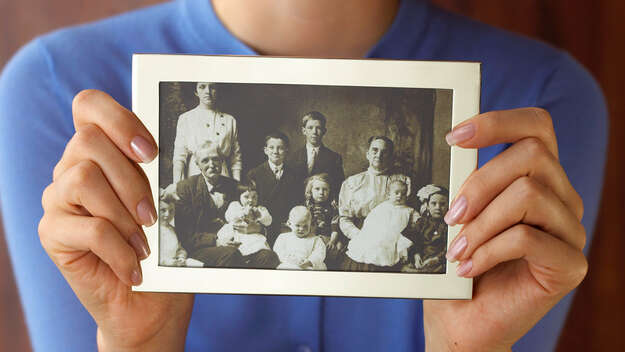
left=41, top=184, right=55, bottom=210
left=72, top=89, right=101, bottom=116
left=74, top=123, right=104, bottom=145
left=574, top=193, right=585, bottom=220
left=566, top=253, right=589, bottom=289
left=520, top=137, right=549, bottom=160
left=531, top=108, right=556, bottom=141
left=531, top=107, right=553, bottom=127
left=37, top=215, right=51, bottom=249
left=574, top=255, right=589, bottom=286
left=512, top=224, right=536, bottom=249
left=514, top=176, right=543, bottom=205
left=70, top=160, right=100, bottom=189
left=577, top=223, right=587, bottom=250
left=85, top=217, right=113, bottom=244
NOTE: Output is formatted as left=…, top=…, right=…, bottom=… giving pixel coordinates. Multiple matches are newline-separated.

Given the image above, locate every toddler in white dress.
left=216, top=186, right=272, bottom=256
left=346, top=180, right=418, bottom=267
left=158, top=194, right=203, bottom=267
left=273, top=206, right=327, bottom=270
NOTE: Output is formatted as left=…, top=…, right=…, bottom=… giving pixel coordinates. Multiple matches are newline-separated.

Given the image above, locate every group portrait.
left=158, top=81, right=453, bottom=274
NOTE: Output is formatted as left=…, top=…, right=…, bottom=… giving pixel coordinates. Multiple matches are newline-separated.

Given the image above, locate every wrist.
left=423, top=301, right=512, bottom=352
left=97, top=324, right=188, bottom=352
left=96, top=297, right=193, bottom=352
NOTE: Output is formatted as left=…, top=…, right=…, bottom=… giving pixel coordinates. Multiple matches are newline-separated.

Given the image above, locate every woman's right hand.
left=38, top=90, right=194, bottom=351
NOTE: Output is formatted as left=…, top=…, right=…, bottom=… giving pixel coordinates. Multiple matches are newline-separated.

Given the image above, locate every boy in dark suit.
left=290, top=111, right=344, bottom=200
left=247, top=132, right=305, bottom=245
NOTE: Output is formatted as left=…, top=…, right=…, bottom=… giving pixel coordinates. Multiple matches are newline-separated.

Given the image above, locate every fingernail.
left=137, top=197, right=157, bottom=226
left=444, top=195, right=467, bottom=225
left=456, top=259, right=473, bottom=277
left=130, top=135, right=157, bottom=163
left=129, top=232, right=150, bottom=260
left=445, top=123, right=476, bottom=146
left=131, top=268, right=143, bottom=286
left=446, top=235, right=467, bottom=262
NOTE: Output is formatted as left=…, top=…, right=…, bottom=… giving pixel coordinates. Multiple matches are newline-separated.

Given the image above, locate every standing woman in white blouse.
left=173, top=82, right=242, bottom=182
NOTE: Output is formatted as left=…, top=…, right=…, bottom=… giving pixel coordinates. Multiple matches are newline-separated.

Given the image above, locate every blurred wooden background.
left=1, top=1, right=623, bottom=351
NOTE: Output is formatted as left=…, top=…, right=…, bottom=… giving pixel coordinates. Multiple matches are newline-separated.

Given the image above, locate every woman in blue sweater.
left=0, top=0, right=607, bottom=350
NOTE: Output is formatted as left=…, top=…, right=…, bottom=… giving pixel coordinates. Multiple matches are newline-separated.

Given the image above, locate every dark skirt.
left=341, top=255, right=403, bottom=273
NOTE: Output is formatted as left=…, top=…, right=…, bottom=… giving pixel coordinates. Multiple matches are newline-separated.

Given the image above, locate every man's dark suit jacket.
left=247, top=161, right=305, bottom=242
left=291, top=144, right=345, bottom=199
left=174, top=174, right=238, bottom=254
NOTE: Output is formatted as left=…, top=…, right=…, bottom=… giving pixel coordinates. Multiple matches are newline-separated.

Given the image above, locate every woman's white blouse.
left=338, top=168, right=411, bottom=239
left=172, top=105, right=242, bottom=182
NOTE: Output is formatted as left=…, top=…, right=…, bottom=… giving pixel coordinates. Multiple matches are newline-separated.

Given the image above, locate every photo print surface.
left=158, top=82, right=452, bottom=274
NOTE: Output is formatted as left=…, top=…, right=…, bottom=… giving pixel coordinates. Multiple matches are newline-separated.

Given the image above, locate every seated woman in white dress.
left=216, top=183, right=274, bottom=260
left=273, top=206, right=327, bottom=270
left=339, top=136, right=412, bottom=272
left=346, top=180, right=418, bottom=268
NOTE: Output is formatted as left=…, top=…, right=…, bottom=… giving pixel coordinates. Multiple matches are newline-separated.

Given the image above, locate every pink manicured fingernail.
left=129, top=232, right=150, bottom=260
left=137, top=197, right=157, bottom=226
left=131, top=268, right=142, bottom=286
left=444, top=195, right=467, bottom=225
left=446, top=235, right=467, bottom=262
left=456, top=259, right=473, bottom=277
left=445, top=123, right=476, bottom=145
left=130, top=135, right=157, bottom=163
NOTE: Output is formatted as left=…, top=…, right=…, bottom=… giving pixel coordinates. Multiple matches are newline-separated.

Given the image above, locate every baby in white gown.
left=346, top=180, right=418, bottom=267
left=273, top=206, right=327, bottom=270
left=216, top=187, right=272, bottom=256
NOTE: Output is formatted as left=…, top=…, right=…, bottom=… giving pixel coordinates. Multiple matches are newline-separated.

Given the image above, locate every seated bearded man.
left=172, top=141, right=245, bottom=267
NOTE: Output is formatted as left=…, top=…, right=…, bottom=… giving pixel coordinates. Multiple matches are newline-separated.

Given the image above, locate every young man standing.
left=291, top=111, right=345, bottom=199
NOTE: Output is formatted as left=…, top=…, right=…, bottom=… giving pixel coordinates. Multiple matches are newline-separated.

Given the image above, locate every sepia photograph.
left=158, top=81, right=452, bottom=274
left=133, top=55, right=478, bottom=298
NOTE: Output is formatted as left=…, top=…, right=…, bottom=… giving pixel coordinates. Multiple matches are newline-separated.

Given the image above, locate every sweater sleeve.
left=514, top=52, right=608, bottom=352
left=0, top=39, right=98, bottom=351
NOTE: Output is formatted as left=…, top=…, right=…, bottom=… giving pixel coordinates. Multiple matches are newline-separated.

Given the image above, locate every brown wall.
left=158, top=83, right=450, bottom=190
left=1, top=1, right=623, bottom=351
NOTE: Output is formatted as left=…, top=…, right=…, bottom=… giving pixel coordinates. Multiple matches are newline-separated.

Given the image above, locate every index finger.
left=72, top=89, right=157, bottom=163
left=446, top=107, right=558, bottom=159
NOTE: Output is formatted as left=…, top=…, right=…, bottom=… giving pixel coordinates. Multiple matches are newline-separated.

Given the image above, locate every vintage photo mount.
left=132, top=54, right=479, bottom=299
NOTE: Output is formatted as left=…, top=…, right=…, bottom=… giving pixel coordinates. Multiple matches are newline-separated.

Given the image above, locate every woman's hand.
left=424, top=108, right=587, bottom=351
left=38, top=90, right=194, bottom=351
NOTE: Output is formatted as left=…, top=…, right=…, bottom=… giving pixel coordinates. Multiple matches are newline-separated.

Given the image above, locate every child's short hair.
left=159, top=187, right=177, bottom=205
left=236, top=181, right=258, bottom=199
left=304, top=173, right=331, bottom=201
left=264, top=131, right=290, bottom=149
left=289, top=205, right=312, bottom=222
left=301, top=111, right=327, bottom=130
left=389, top=179, right=409, bottom=195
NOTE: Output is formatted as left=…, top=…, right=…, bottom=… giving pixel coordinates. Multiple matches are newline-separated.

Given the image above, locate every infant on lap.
left=217, top=183, right=272, bottom=256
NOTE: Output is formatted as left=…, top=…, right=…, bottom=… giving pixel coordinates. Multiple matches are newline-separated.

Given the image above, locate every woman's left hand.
left=424, top=108, right=587, bottom=351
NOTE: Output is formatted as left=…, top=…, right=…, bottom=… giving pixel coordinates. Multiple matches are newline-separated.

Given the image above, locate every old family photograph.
left=158, top=82, right=452, bottom=274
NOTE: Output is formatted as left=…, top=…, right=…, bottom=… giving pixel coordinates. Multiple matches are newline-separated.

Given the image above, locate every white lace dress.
left=216, top=201, right=272, bottom=256
left=273, top=232, right=327, bottom=270
left=346, top=201, right=414, bottom=267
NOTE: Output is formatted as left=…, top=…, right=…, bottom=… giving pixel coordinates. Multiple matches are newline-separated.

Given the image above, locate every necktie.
left=273, top=167, right=282, bottom=180
left=308, top=148, right=318, bottom=173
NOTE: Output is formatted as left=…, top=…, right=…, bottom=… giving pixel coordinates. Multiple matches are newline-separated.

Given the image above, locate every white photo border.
left=132, top=54, right=479, bottom=299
